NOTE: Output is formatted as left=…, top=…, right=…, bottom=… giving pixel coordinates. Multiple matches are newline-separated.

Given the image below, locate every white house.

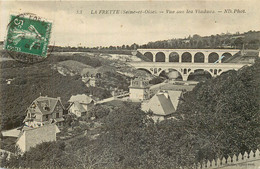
left=16, top=123, right=60, bottom=153
left=129, top=77, right=150, bottom=101
left=68, top=94, right=95, bottom=117
left=142, top=90, right=183, bottom=122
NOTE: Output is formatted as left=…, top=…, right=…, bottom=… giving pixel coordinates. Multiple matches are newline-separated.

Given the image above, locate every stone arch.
left=154, top=68, right=158, bottom=74
left=183, top=68, right=188, bottom=74
left=187, top=69, right=212, bottom=81
left=158, top=68, right=165, bottom=76
left=213, top=69, right=218, bottom=75
left=221, top=52, right=233, bottom=63
left=155, top=52, right=166, bottom=62
left=181, top=52, right=192, bottom=63
left=208, top=52, right=219, bottom=63
left=137, top=68, right=152, bottom=74
left=169, top=52, right=179, bottom=62
left=194, top=52, right=205, bottom=63
left=209, top=69, right=213, bottom=75
left=144, top=52, right=153, bottom=62
left=159, top=68, right=183, bottom=80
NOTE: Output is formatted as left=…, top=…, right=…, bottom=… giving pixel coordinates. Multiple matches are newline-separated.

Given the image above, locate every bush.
left=89, top=105, right=110, bottom=119
left=149, top=77, right=164, bottom=85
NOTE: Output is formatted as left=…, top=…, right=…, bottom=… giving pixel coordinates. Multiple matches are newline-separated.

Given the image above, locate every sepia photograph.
left=0, top=0, right=260, bottom=168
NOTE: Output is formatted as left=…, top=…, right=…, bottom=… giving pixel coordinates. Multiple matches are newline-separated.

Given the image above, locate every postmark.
left=4, top=13, right=53, bottom=63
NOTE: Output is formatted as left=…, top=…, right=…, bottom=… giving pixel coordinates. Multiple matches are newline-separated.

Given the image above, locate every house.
left=82, top=76, right=97, bottom=87
left=23, top=96, right=65, bottom=128
left=16, top=123, right=60, bottom=153
left=141, top=90, right=183, bottom=122
left=68, top=94, right=95, bottom=117
left=111, top=88, right=125, bottom=97
left=6, top=78, right=14, bottom=85
left=82, top=73, right=101, bottom=87
left=129, top=77, right=150, bottom=101
left=182, top=39, right=190, bottom=43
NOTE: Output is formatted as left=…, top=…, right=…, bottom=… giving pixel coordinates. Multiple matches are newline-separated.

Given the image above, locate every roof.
left=21, top=123, right=60, bottom=133
left=82, top=77, right=96, bottom=83
left=151, top=93, right=175, bottom=116
left=22, top=126, right=34, bottom=131
left=142, top=90, right=182, bottom=116
left=27, top=96, right=64, bottom=115
left=73, top=101, right=87, bottom=113
left=129, top=78, right=150, bottom=88
left=167, top=91, right=182, bottom=110
left=129, top=86, right=149, bottom=89
left=69, top=94, right=94, bottom=104
left=54, top=117, right=65, bottom=123
left=1, top=127, right=21, bottom=137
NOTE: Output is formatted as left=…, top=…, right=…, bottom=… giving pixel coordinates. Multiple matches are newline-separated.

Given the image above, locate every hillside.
left=0, top=59, right=88, bottom=130
left=139, top=30, right=260, bottom=50
left=175, top=58, right=260, bottom=161
left=55, top=60, right=117, bottom=76
left=53, top=55, right=153, bottom=90
left=4, top=59, right=260, bottom=169
left=0, top=51, right=154, bottom=130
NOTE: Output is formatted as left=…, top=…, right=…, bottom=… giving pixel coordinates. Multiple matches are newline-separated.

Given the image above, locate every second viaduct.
left=138, top=49, right=240, bottom=63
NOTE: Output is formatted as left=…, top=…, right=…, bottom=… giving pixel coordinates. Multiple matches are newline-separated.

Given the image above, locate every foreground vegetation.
left=2, top=58, right=259, bottom=168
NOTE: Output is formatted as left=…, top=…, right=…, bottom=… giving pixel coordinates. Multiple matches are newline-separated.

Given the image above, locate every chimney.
left=163, top=91, right=169, bottom=99
left=130, top=79, right=133, bottom=86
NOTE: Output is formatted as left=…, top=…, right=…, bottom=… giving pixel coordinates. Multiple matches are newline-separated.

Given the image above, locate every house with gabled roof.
left=141, top=90, right=183, bottom=122
left=68, top=94, right=95, bottom=117
left=23, top=96, right=65, bottom=128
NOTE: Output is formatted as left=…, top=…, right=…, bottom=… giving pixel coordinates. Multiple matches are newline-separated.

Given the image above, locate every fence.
left=195, top=149, right=260, bottom=169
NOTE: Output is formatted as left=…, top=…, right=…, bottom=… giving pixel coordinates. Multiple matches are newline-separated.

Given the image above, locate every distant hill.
left=55, top=60, right=94, bottom=76
left=139, top=30, right=260, bottom=50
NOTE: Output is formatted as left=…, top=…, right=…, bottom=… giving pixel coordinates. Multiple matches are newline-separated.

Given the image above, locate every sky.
left=1, top=0, right=260, bottom=47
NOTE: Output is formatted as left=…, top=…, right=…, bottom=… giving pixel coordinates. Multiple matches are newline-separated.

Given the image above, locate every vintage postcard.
left=0, top=0, right=260, bottom=169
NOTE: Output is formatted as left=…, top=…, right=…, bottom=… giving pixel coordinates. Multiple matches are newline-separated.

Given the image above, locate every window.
left=56, top=113, right=59, bottom=118
left=31, top=103, right=36, bottom=108
left=29, top=113, right=35, bottom=118
left=46, top=115, right=48, bottom=120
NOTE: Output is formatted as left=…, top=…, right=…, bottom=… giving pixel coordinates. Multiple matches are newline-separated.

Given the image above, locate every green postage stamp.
left=4, top=14, right=52, bottom=57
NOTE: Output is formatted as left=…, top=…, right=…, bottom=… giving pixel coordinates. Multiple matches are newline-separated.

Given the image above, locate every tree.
left=234, top=37, right=244, bottom=48
left=88, top=104, right=110, bottom=119
left=149, top=77, right=164, bottom=84
left=176, top=58, right=260, bottom=161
